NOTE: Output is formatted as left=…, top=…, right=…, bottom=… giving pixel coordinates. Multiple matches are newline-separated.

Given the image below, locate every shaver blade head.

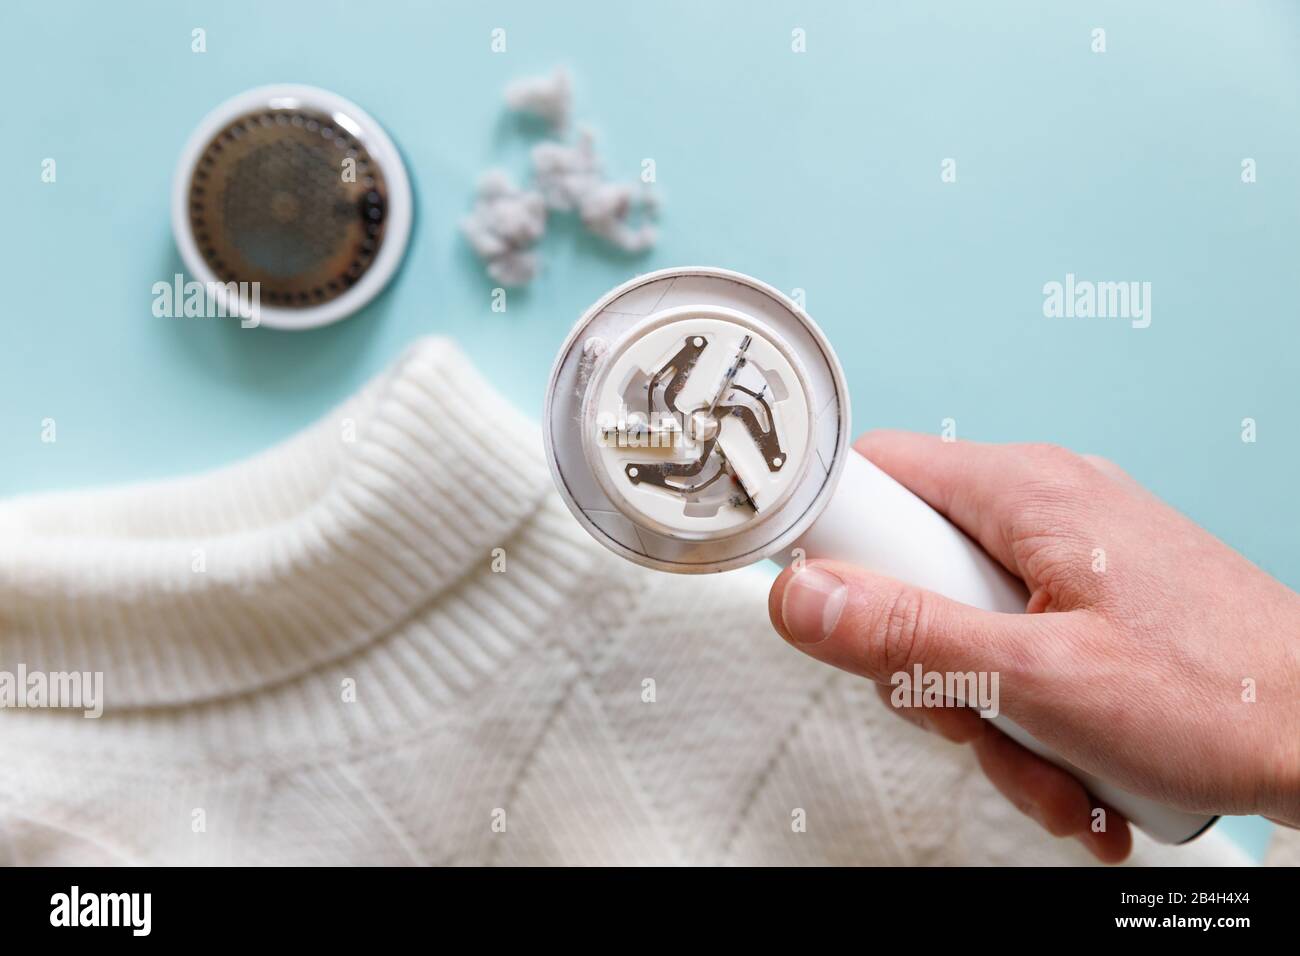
left=545, top=267, right=851, bottom=573
left=171, top=85, right=412, bottom=330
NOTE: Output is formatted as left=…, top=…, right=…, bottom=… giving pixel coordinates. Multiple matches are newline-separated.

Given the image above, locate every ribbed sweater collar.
left=0, top=339, right=557, bottom=708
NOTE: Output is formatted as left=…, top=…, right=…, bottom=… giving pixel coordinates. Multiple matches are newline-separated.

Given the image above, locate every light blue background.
left=2, top=1, right=1295, bottom=859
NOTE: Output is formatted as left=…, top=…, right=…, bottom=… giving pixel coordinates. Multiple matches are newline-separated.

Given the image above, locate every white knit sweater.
left=0, top=338, right=1276, bottom=866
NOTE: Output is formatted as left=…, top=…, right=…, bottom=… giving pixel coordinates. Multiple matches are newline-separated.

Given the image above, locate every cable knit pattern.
left=0, top=338, right=1259, bottom=866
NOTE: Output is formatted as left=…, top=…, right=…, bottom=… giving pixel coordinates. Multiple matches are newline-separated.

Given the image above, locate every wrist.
left=1258, top=597, right=1300, bottom=823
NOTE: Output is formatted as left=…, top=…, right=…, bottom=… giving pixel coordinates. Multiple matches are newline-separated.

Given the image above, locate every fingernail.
left=781, top=567, right=847, bottom=646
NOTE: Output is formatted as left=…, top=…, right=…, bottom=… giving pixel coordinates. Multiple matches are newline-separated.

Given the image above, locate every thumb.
left=769, top=559, right=1039, bottom=684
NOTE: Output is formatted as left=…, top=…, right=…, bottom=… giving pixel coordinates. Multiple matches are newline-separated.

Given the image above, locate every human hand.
left=768, top=430, right=1300, bottom=862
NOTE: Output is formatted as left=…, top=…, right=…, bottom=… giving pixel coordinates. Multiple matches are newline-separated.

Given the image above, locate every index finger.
left=852, top=430, right=1088, bottom=578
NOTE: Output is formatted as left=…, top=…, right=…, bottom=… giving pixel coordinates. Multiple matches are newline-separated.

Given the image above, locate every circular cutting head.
left=171, top=85, right=412, bottom=330
left=545, top=267, right=850, bottom=573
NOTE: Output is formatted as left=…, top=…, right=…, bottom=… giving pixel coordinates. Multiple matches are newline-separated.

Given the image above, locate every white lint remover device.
left=543, top=267, right=1217, bottom=845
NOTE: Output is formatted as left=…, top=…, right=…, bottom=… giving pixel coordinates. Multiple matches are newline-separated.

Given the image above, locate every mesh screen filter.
left=187, top=108, right=389, bottom=308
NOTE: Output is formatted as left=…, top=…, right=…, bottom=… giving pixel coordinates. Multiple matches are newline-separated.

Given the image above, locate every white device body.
left=545, top=267, right=1217, bottom=846
left=783, top=452, right=1217, bottom=845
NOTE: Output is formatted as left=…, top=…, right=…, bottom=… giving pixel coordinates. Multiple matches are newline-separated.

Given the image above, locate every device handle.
left=779, top=452, right=1215, bottom=845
